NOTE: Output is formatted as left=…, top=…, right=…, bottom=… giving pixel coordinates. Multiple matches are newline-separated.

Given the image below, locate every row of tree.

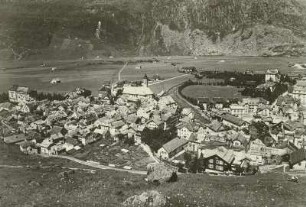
left=0, top=92, right=9, bottom=103
left=29, top=91, right=66, bottom=101
left=141, top=127, right=177, bottom=153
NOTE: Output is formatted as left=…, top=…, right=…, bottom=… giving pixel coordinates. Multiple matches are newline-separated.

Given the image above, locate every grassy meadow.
left=0, top=56, right=306, bottom=95
left=1, top=141, right=306, bottom=207
left=181, top=85, right=244, bottom=99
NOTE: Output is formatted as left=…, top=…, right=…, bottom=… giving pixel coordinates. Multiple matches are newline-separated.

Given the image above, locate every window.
left=216, top=165, right=224, bottom=171
left=209, top=159, right=214, bottom=164
left=216, top=160, right=223, bottom=165
left=208, top=164, right=214, bottom=169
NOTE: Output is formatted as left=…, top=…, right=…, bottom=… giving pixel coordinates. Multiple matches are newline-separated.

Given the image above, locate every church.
left=122, top=74, right=154, bottom=100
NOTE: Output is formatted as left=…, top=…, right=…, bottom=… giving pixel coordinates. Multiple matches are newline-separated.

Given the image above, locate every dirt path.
left=46, top=155, right=147, bottom=175
left=148, top=74, right=190, bottom=86
left=118, top=62, right=128, bottom=82
left=0, top=165, right=23, bottom=169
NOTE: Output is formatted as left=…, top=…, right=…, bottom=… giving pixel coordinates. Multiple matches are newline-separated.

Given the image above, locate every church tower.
left=143, top=74, right=149, bottom=87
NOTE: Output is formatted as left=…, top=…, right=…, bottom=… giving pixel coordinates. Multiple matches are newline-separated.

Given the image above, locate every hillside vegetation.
left=0, top=0, right=306, bottom=59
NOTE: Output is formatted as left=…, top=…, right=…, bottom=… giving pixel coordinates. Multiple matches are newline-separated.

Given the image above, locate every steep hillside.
left=0, top=0, right=306, bottom=59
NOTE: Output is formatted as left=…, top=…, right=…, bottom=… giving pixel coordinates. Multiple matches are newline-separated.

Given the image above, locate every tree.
left=141, top=128, right=175, bottom=153
left=198, top=153, right=205, bottom=173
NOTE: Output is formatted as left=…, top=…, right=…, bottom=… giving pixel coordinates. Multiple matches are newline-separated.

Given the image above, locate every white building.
left=229, top=104, right=248, bottom=118
left=8, top=85, right=32, bottom=103
left=265, top=69, right=280, bottom=83
left=122, top=86, right=154, bottom=100
left=290, top=79, right=306, bottom=106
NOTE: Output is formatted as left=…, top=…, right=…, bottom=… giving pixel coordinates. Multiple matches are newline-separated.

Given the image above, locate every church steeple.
left=143, top=74, right=149, bottom=87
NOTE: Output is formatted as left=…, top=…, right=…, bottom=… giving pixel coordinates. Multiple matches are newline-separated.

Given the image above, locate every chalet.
left=257, top=106, right=271, bottom=117
left=0, top=102, right=14, bottom=111
left=122, top=86, right=154, bottom=100
left=63, top=137, right=79, bottom=151
left=146, top=118, right=162, bottom=130
left=212, top=97, right=226, bottom=109
left=178, top=66, right=197, bottom=73
left=289, top=148, right=306, bottom=168
left=199, top=147, right=235, bottom=172
left=181, top=108, right=194, bottom=119
left=19, top=141, right=38, bottom=155
left=177, top=122, right=197, bottom=139
left=4, top=134, right=27, bottom=144
left=40, top=138, right=58, bottom=155
left=206, top=120, right=228, bottom=136
left=158, top=96, right=177, bottom=112
left=157, top=138, right=188, bottom=160
left=229, top=104, right=248, bottom=118
left=137, top=107, right=151, bottom=120
left=8, top=85, right=33, bottom=103
left=227, top=132, right=249, bottom=148
left=197, top=97, right=211, bottom=111
left=186, top=133, right=201, bottom=152
left=265, top=69, right=280, bottom=83
left=242, top=97, right=268, bottom=114
left=220, top=113, right=248, bottom=130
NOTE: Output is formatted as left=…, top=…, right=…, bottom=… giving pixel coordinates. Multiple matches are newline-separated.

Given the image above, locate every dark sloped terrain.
left=0, top=0, right=306, bottom=59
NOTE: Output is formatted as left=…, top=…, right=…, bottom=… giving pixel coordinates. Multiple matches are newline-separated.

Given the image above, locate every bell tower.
left=143, top=74, right=149, bottom=87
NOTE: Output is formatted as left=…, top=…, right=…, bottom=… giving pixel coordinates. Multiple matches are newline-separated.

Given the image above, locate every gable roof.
left=201, top=147, right=235, bottom=164
left=221, top=113, right=245, bottom=126
left=162, top=138, right=188, bottom=153
left=122, top=86, right=153, bottom=96
left=207, top=120, right=226, bottom=132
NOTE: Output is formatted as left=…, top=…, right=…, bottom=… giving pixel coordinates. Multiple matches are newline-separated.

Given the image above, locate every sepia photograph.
left=0, top=0, right=306, bottom=206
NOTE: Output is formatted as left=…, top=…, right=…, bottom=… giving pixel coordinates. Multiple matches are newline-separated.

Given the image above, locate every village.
left=0, top=68, right=306, bottom=177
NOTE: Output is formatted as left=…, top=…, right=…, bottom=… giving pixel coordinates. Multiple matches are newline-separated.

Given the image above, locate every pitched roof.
left=201, top=147, right=235, bottom=164
left=112, top=120, right=125, bottom=128
left=177, top=122, right=196, bottom=132
left=221, top=113, right=245, bottom=126
left=162, top=138, right=188, bottom=153
left=65, top=137, right=79, bottom=146
left=122, top=86, right=153, bottom=96
left=9, top=85, right=29, bottom=93
left=4, top=134, right=27, bottom=144
left=207, top=120, right=226, bottom=132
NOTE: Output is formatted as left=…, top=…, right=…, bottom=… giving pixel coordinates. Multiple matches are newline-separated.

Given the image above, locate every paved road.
left=148, top=74, right=190, bottom=86
left=46, top=155, right=147, bottom=175
left=118, top=62, right=128, bottom=82
left=168, top=84, right=211, bottom=125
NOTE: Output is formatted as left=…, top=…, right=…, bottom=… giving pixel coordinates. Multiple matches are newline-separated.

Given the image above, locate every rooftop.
left=122, top=86, right=153, bottom=96
left=162, top=138, right=188, bottom=153
left=221, top=113, right=245, bottom=126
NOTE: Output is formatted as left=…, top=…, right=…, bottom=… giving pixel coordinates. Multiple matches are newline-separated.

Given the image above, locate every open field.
left=181, top=85, right=245, bottom=99
left=0, top=62, right=122, bottom=95
left=0, top=56, right=306, bottom=95
left=121, top=62, right=181, bottom=81
left=149, top=74, right=193, bottom=94
left=1, top=140, right=306, bottom=206
left=164, top=56, right=306, bottom=74
left=70, top=140, right=155, bottom=171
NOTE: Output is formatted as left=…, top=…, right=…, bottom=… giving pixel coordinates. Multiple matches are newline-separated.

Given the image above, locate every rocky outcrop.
left=0, top=0, right=306, bottom=59
left=122, top=191, right=166, bottom=207
left=146, top=163, right=178, bottom=184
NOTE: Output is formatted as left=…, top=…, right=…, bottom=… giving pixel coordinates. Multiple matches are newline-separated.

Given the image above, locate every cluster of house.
left=1, top=72, right=305, bottom=175
left=0, top=76, right=179, bottom=158
left=156, top=72, right=306, bottom=174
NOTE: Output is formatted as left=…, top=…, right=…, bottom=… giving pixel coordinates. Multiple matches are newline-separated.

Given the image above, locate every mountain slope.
left=0, top=0, right=306, bottom=59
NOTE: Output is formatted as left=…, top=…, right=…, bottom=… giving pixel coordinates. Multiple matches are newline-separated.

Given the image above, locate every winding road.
left=168, top=84, right=211, bottom=124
